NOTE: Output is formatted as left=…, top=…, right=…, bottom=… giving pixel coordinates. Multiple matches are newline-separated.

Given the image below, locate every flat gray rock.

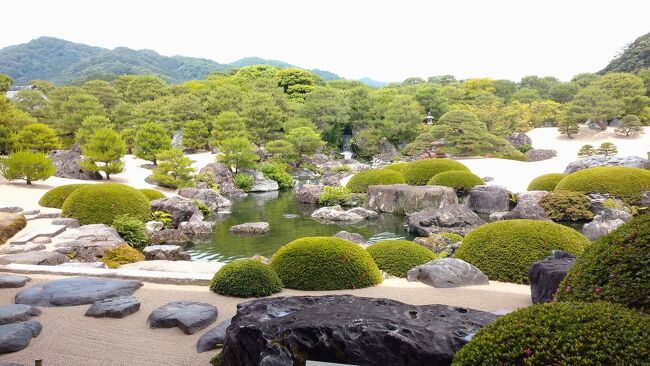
left=85, top=295, right=140, bottom=318
left=0, top=251, right=69, bottom=266
left=15, top=277, right=143, bottom=307
left=0, top=305, right=40, bottom=325
left=229, top=222, right=270, bottom=235
left=0, top=274, right=31, bottom=288
left=148, top=301, right=218, bottom=335
left=407, top=258, right=489, bottom=288
left=0, top=321, right=42, bottom=354
left=196, top=319, right=231, bottom=353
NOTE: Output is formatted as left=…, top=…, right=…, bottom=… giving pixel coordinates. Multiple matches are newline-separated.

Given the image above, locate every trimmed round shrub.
left=401, top=158, right=470, bottom=186
left=62, top=183, right=150, bottom=225
left=384, top=162, right=408, bottom=173
left=269, top=237, right=382, bottom=290
left=38, top=184, right=89, bottom=208
left=427, top=170, right=484, bottom=193
left=138, top=188, right=165, bottom=201
left=527, top=173, right=566, bottom=191
left=366, top=240, right=437, bottom=277
left=557, top=214, right=650, bottom=313
left=100, top=244, right=145, bottom=269
left=555, top=166, right=650, bottom=203
left=455, top=220, right=589, bottom=283
left=539, top=190, right=594, bottom=222
left=452, top=302, right=650, bottom=366
left=346, top=168, right=405, bottom=193
left=210, top=259, right=283, bottom=297
left=438, top=232, right=464, bottom=243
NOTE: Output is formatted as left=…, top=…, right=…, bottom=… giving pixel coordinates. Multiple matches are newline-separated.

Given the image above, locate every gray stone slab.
left=0, top=305, right=41, bottom=325
left=85, top=295, right=140, bottom=318
left=15, top=277, right=143, bottom=307
left=148, top=301, right=218, bottom=335
left=0, top=251, right=69, bottom=266
left=0, top=321, right=41, bottom=354
left=10, top=225, right=66, bottom=245
left=196, top=319, right=231, bottom=353
left=0, top=274, right=30, bottom=288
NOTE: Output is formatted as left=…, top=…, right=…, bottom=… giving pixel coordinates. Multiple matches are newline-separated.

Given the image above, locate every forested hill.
left=0, top=37, right=344, bottom=85
left=601, top=32, right=650, bottom=73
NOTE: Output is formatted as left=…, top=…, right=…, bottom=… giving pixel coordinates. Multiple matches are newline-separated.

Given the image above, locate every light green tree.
left=265, top=139, right=297, bottom=164
left=577, top=144, right=595, bottom=157
left=151, top=148, right=196, bottom=188
left=134, top=123, right=172, bottom=165
left=615, top=115, right=643, bottom=137
left=11, top=123, right=61, bottom=152
left=0, top=151, right=55, bottom=185
left=217, top=137, right=259, bottom=173
left=182, top=120, right=209, bottom=150
left=563, top=86, right=624, bottom=130
left=597, top=142, right=618, bottom=157
left=75, top=115, right=114, bottom=145
left=80, top=128, right=126, bottom=180
left=211, top=111, right=247, bottom=145
left=57, top=92, right=106, bottom=137
left=286, top=127, right=324, bottom=166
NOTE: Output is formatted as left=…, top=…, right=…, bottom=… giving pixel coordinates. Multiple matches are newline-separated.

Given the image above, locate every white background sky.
left=3, top=0, right=649, bottom=82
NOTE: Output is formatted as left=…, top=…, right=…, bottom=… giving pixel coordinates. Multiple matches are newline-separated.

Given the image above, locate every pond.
left=187, top=190, right=412, bottom=263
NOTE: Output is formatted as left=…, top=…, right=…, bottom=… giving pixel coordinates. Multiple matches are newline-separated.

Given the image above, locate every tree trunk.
left=26, top=179, right=31, bottom=185
left=106, top=173, right=111, bottom=180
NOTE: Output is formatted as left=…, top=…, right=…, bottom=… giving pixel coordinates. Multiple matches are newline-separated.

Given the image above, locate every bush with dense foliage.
left=61, top=183, right=150, bottom=225
left=150, top=148, right=195, bottom=188
left=455, top=220, right=589, bottom=283
left=439, top=232, right=464, bottom=243
left=366, top=240, right=438, bottom=277
left=557, top=214, right=650, bottom=313
left=111, top=214, right=149, bottom=249
left=555, top=166, right=650, bottom=203
left=39, top=184, right=89, bottom=208
left=427, top=170, right=484, bottom=193
left=527, top=173, right=566, bottom=191
left=138, top=188, right=165, bottom=201
left=452, top=302, right=650, bottom=366
left=384, top=162, right=408, bottom=173
left=100, top=244, right=145, bottom=269
left=346, top=168, right=405, bottom=193
left=269, top=237, right=382, bottom=290
left=234, top=173, right=254, bottom=192
left=401, top=158, right=470, bottom=186
left=151, top=210, right=172, bottom=229
left=210, top=259, right=283, bottom=297
left=0, top=151, right=56, bottom=185
left=539, top=190, right=594, bottom=222
left=259, top=161, right=294, bottom=189
left=318, top=186, right=353, bottom=206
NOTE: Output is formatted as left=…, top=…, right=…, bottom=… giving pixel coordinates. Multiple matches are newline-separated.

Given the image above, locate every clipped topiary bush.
left=555, top=166, right=650, bottom=203
left=100, top=244, right=145, bottom=269
left=61, top=183, right=151, bottom=225
left=346, top=168, right=405, bottom=193
left=539, top=190, right=594, bottom=222
left=527, top=173, right=566, bottom=191
left=366, top=240, right=438, bottom=277
left=38, top=184, right=89, bottom=208
left=384, top=162, right=408, bottom=173
left=452, top=302, right=650, bottom=366
left=210, top=259, right=283, bottom=297
left=557, top=214, right=650, bottom=313
left=438, top=232, right=464, bottom=243
left=455, top=220, right=589, bottom=284
left=427, top=170, right=484, bottom=194
left=269, top=237, right=382, bottom=290
left=138, top=188, right=166, bottom=201
left=401, top=158, right=470, bottom=186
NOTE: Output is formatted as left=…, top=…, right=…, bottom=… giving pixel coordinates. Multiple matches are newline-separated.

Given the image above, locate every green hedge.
left=384, top=162, right=408, bottom=173
left=366, top=240, right=437, bottom=277
left=455, top=220, right=589, bottom=284
left=38, top=184, right=89, bottom=208
left=557, top=214, right=650, bottom=313
left=346, top=168, right=405, bottom=193
left=401, top=158, right=470, bottom=186
left=427, top=170, right=484, bottom=192
left=527, top=173, right=566, bottom=191
left=62, top=183, right=151, bottom=225
left=100, top=244, right=145, bottom=269
left=539, top=190, right=594, bottom=222
left=210, top=259, right=283, bottom=297
left=138, top=188, right=166, bottom=201
left=269, top=237, right=382, bottom=290
left=555, top=166, right=650, bottom=203
left=452, top=302, right=650, bottom=366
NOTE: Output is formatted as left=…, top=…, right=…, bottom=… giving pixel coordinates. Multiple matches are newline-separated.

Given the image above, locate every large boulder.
left=242, top=170, right=279, bottom=192
left=372, top=137, right=402, bottom=162
left=0, top=274, right=30, bottom=289
left=229, top=222, right=270, bottom=235
left=365, top=184, right=458, bottom=215
left=178, top=220, right=214, bottom=237
left=581, top=208, right=632, bottom=241
left=0, top=213, right=26, bottom=244
left=15, top=277, right=142, bottom=307
left=0, top=251, right=69, bottom=266
left=407, top=258, right=489, bottom=288
left=0, top=321, right=42, bottom=354
left=148, top=301, right=218, bottom=335
left=525, top=149, right=557, bottom=162
left=294, top=184, right=324, bottom=204
left=321, top=171, right=353, bottom=186
left=528, top=250, right=576, bottom=304
left=413, top=235, right=460, bottom=256
left=150, top=197, right=201, bottom=229
left=501, top=191, right=549, bottom=221
left=178, top=187, right=232, bottom=212
left=564, top=155, right=649, bottom=174
left=85, top=295, right=140, bottom=318
left=311, top=206, right=370, bottom=222
left=467, top=185, right=510, bottom=214
left=49, top=145, right=102, bottom=180
left=143, top=245, right=191, bottom=261
left=149, top=229, right=191, bottom=246
left=199, top=163, right=246, bottom=198
left=54, top=224, right=125, bottom=262
left=0, top=305, right=41, bottom=325
left=196, top=319, right=231, bottom=353
left=506, top=132, right=532, bottom=149
left=334, top=231, right=368, bottom=246
left=406, top=204, right=485, bottom=236
left=217, top=295, right=496, bottom=366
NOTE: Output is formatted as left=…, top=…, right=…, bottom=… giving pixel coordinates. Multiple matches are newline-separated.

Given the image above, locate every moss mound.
left=427, top=170, right=484, bottom=192
left=138, top=188, right=165, bottom=201
left=346, top=168, right=405, bottom=193
left=366, top=240, right=438, bottom=277
left=555, top=166, right=650, bottom=203
left=100, top=244, right=145, bottom=269
left=269, top=237, right=382, bottom=290
left=452, top=301, right=650, bottom=366
left=210, top=259, right=283, bottom=297
left=455, top=220, right=589, bottom=283
left=539, top=190, right=594, bottom=222
left=38, top=184, right=89, bottom=208
left=439, top=232, right=464, bottom=243
left=527, top=173, right=566, bottom=191
left=384, top=162, right=408, bottom=173
left=401, top=158, right=470, bottom=186
left=557, top=214, right=650, bottom=313
left=62, top=183, right=150, bottom=225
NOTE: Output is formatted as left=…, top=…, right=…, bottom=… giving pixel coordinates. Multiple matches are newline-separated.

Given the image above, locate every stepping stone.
left=0, top=251, right=69, bottom=266
left=0, top=246, right=25, bottom=255
left=148, top=301, right=218, bottom=335
left=30, top=237, right=51, bottom=244
left=10, top=225, right=66, bottom=245
left=0, top=208, right=22, bottom=214
left=51, top=218, right=80, bottom=228
left=86, top=296, right=140, bottom=318
left=28, top=212, right=60, bottom=221
left=15, top=277, right=143, bottom=307
left=0, top=305, right=41, bottom=325
left=197, top=319, right=231, bottom=353
left=0, top=321, right=42, bottom=354
left=0, top=362, right=24, bottom=366
left=0, top=274, right=31, bottom=288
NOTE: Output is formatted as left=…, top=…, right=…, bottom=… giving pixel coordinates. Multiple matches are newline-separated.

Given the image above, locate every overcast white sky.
left=3, top=0, right=649, bottom=82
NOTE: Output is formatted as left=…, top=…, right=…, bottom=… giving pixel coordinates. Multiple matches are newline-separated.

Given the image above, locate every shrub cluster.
left=527, top=173, right=566, bottom=191
left=61, top=183, right=151, bottom=225
left=555, top=166, right=650, bottom=204
left=345, top=168, right=405, bottom=193
left=210, top=259, right=283, bottom=297
left=112, top=214, right=149, bottom=249
left=455, top=220, right=589, bottom=283
left=366, top=240, right=438, bottom=277
left=539, top=190, right=594, bottom=222
left=38, top=184, right=89, bottom=208
left=427, top=170, right=484, bottom=193
left=138, top=188, right=166, bottom=201
left=269, top=237, right=382, bottom=290
left=100, top=244, right=145, bottom=269
left=318, top=186, right=353, bottom=206
left=438, top=232, right=464, bottom=243
left=234, top=173, right=254, bottom=192
left=384, top=162, right=408, bottom=173
left=259, top=161, right=294, bottom=189
left=401, top=158, right=470, bottom=186
left=151, top=210, right=172, bottom=229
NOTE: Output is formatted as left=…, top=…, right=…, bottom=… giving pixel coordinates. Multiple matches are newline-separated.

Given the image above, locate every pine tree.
left=597, top=142, right=618, bottom=157
left=577, top=144, right=595, bottom=157
left=181, top=120, right=209, bottom=151
left=133, top=123, right=171, bottom=165
left=80, top=127, right=126, bottom=179
left=151, top=148, right=195, bottom=188
left=217, top=137, right=258, bottom=173
left=11, top=123, right=61, bottom=152
left=615, top=115, right=643, bottom=137
left=0, top=151, right=55, bottom=185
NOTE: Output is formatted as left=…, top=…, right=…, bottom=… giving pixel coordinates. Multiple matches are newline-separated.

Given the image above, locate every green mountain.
left=601, top=32, right=650, bottom=73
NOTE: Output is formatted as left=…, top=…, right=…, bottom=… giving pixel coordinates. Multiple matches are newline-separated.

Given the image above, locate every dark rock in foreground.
left=0, top=321, right=42, bottom=354
left=196, top=319, right=231, bottom=353
left=218, top=295, right=496, bottom=366
left=528, top=250, right=576, bottom=304
left=0, top=274, right=31, bottom=289
left=85, top=295, right=141, bottom=318
left=15, top=277, right=143, bottom=307
left=148, top=301, right=218, bottom=335
left=0, top=305, right=41, bottom=325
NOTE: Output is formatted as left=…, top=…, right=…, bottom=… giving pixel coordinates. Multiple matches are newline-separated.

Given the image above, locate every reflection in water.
left=187, top=190, right=412, bottom=263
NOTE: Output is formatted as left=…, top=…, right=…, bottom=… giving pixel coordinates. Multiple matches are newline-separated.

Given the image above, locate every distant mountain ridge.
left=601, top=31, right=650, bottom=73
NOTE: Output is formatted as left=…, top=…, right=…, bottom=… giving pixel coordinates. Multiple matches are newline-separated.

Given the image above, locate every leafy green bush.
left=455, top=220, right=589, bottom=283
left=527, top=173, right=566, bottom=191
left=61, top=183, right=151, bottom=225
left=100, top=244, right=145, bottom=269
left=111, top=214, right=149, bottom=249
left=452, top=302, right=650, bottom=366
left=401, top=158, right=470, bottom=186
left=438, top=232, right=464, bottom=243
left=318, top=186, right=353, bottom=206
left=269, top=237, right=382, bottom=290
left=259, top=161, right=294, bottom=189
left=39, top=184, right=89, bottom=208
left=0, top=150, right=56, bottom=185
left=557, top=214, right=650, bottom=313
left=234, top=173, right=253, bottom=192
left=366, top=240, right=438, bottom=277
left=192, top=200, right=211, bottom=217
left=138, top=188, right=165, bottom=201
left=210, top=259, right=283, bottom=297
left=330, top=164, right=351, bottom=173
left=539, top=190, right=594, bottom=222
left=555, top=166, right=650, bottom=204
left=346, top=168, right=405, bottom=193
left=384, top=162, right=408, bottom=173
left=151, top=210, right=172, bottom=229
left=427, top=170, right=484, bottom=193
left=517, top=143, right=533, bottom=153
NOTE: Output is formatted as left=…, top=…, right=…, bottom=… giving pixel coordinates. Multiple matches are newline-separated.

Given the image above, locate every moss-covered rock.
left=555, top=166, right=650, bottom=203
left=384, top=162, right=408, bottom=173
left=61, top=183, right=150, bottom=225
left=427, top=171, right=484, bottom=193
left=527, top=173, right=566, bottom=191
left=100, top=244, right=145, bottom=269
left=346, top=169, right=405, bottom=193
left=0, top=213, right=27, bottom=244
left=210, top=259, right=283, bottom=297
left=366, top=240, right=438, bottom=277
left=38, top=184, right=89, bottom=208
left=539, top=190, right=594, bottom=222
left=401, top=158, right=470, bottom=186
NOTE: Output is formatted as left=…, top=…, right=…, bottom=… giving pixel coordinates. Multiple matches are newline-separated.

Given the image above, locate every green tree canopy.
left=133, top=122, right=172, bottom=165
left=80, top=127, right=126, bottom=179
left=11, top=123, right=61, bottom=152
